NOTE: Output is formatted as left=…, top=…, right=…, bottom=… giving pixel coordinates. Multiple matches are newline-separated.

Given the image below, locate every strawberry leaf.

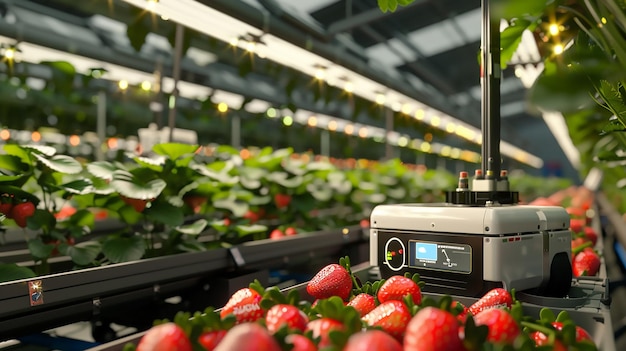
left=539, top=308, right=556, bottom=324
left=462, top=315, right=489, bottom=350
left=110, top=170, right=166, bottom=200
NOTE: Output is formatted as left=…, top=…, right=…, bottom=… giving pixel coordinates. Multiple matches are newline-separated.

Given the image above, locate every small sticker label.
left=28, top=280, right=44, bottom=306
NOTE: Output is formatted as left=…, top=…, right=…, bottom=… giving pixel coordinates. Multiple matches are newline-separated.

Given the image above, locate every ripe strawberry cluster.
left=132, top=257, right=598, bottom=351
left=0, top=193, right=36, bottom=228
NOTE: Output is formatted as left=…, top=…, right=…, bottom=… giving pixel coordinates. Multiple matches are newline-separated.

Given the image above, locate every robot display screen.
left=408, top=240, right=472, bottom=274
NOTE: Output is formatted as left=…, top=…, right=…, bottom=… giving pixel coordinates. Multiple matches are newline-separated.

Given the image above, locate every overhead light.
left=553, top=43, right=564, bottom=55
left=217, top=102, right=228, bottom=113
left=118, top=80, right=129, bottom=90
left=548, top=23, right=559, bottom=36
left=119, top=0, right=543, bottom=168
left=141, top=80, right=152, bottom=91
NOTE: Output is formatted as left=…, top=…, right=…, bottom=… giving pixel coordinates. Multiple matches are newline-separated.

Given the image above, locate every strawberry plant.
left=0, top=143, right=99, bottom=277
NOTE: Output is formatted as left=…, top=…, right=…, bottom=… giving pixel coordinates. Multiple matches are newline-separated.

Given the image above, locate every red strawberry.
left=473, top=308, right=520, bottom=344
left=551, top=322, right=593, bottom=342
left=198, top=330, right=227, bottom=351
left=284, top=334, right=316, bottom=351
left=11, top=201, right=36, bottom=228
left=136, top=323, right=192, bottom=351
left=214, top=323, right=280, bottom=351
left=452, top=301, right=468, bottom=323
left=223, top=218, right=232, bottom=226
left=306, top=263, right=352, bottom=300
left=220, top=288, right=263, bottom=324
left=362, top=300, right=411, bottom=340
left=0, top=194, right=13, bottom=218
left=347, top=293, right=377, bottom=317
left=265, top=304, right=308, bottom=334
left=570, top=218, right=585, bottom=233
left=377, top=275, right=422, bottom=305
left=121, top=196, right=148, bottom=212
left=467, top=288, right=512, bottom=316
left=284, top=227, right=297, bottom=236
left=572, top=249, right=601, bottom=276
left=529, top=331, right=567, bottom=351
left=306, top=317, right=344, bottom=349
left=583, top=227, right=598, bottom=246
left=359, top=219, right=370, bottom=228
left=184, top=195, right=207, bottom=213
left=269, top=229, right=285, bottom=239
left=274, top=194, right=291, bottom=209
left=403, top=307, right=464, bottom=351
left=344, top=330, right=403, bottom=351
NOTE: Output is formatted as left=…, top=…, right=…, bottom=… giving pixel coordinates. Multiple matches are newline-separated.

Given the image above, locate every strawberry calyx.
left=572, top=241, right=594, bottom=255
left=311, top=296, right=362, bottom=334
left=339, top=256, right=361, bottom=293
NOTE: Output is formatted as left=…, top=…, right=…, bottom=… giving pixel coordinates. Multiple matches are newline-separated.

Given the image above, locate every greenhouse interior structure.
left=1, top=0, right=626, bottom=350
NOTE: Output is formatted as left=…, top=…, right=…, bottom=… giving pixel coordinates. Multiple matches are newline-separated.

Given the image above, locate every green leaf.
left=492, top=0, right=548, bottom=19
left=133, top=156, right=164, bottom=171
left=0, top=154, right=31, bottom=177
left=267, top=172, right=303, bottom=188
left=144, top=201, right=185, bottom=226
left=60, top=179, right=94, bottom=195
left=21, top=144, right=57, bottom=156
left=68, top=209, right=96, bottom=229
left=64, top=241, right=102, bottom=266
left=500, top=18, right=538, bottom=68
left=235, top=224, right=267, bottom=237
left=126, top=11, right=150, bottom=52
left=87, top=161, right=121, bottom=180
left=27, top=209, right=56, bottom=232
left=0, top=185, right=40, bottom=205
left=27, top=238, right=56, bottom=260
left=102, top=235, right=146, bottom=263
left=111, top=170, right=166, bottom=200
left=32, top=153, right=83, bottom=174
left=152, top=143, right=199, bottom=160
left=191, top=165, right=239, bottom=185
left=174, top=219, right=208, bottom=235
left=213, top=195, right=249, bottom=217
left=0, top=263, right=36, bottom=283
left=600, top=116, right=626, bottom=135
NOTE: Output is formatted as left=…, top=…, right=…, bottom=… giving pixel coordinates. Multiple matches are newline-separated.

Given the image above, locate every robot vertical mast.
left=480, top=0, right=501, bottom=180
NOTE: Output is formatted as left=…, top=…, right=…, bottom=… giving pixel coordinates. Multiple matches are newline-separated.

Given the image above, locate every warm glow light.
left=229, top=37, right=239, bottom=46
left=31, top=131, right=41, bottom=142
left=391, top=102, right=402, bottom=112
left=446, top=122, right=456, bottom=133
left=328, top=120, right=337, bottom=131
left=440, top=146, right=451, bottom=157
left=397, top=136, right=408, bottom=147
left=245, top=41, right=256, bottom=52
left=548, top=23, right=559, bottom=36
left=141, top=81, right=152, bottom=91
left=358, top=127, right=368, bottom=138
left=553, top=44, right=564, bottom=55
left=4, top=48, right=15, bottom=60
left=430, top=116, right=440, bottom=127
left=118, top=80, right=129, bottom=90
left=344, top=124, right=354, bottom=135
left=308, top=116, right=317, bottom=127
left=451, top=148, right=461, bottom=159
left=424, top=133, right=433, bottom=142
left=217, top=102, right=228, bottom=113
left=601, top=17, right=607, bottom=24
left=401, top=104, right=412, bottom=115
left=414, top=109, right=425, bottom=120
left=314, top=68, right=325, bottom=80
left=344, top=82, right=353, bottom=93
left=420, top=142, right=431, bottom=153
left=283, top=116, right=293, bottom=126
left=146, top=0, right=158, bottom=11
left=0, top=129, right=9, bottom=140
left=240, top=148, right=251, bottom=159
left=266, top=108, right=277, bottom=118
left=69, top=135, right=80, bottom=146
left=375, top=94, right=386, bottom=105
left=107, top=137, right=118, bottom=149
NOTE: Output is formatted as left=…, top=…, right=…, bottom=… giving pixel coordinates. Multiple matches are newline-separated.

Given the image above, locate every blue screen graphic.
left=415, top=242, right=438, bottom=261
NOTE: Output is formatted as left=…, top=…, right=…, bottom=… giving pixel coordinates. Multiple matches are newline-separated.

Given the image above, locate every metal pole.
left=231, top=114, right=241, bottom=148
left=480, top=0, right=501, bottom=178
left=321, top=129, right=330, bottom=156
left=385, top=109, right=394, bottom=160
left=96, top=90, right=106, bottom=161
left=168, top=23, right=184, bottom=142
